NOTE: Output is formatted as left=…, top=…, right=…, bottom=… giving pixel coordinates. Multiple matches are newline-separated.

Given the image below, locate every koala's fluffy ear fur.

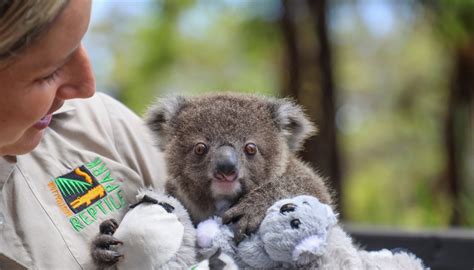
left=269, top=98, right=317, bottom=152
left=145, top=96, right=188, bottom=151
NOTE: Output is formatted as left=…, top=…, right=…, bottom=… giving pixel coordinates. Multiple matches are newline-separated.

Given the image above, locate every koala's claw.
left=223, top=202, right=264, bottom=243
left=91, top=234, right=124, bottom=267
left=91, top=247, right=123, bottom=267
left=100, top=218, right=119, bottom=235
left=222, top=208, right=242, bottom=225
left=91, top=219, right=123, bottom=267
left=93, top=234, right=123, bottom=248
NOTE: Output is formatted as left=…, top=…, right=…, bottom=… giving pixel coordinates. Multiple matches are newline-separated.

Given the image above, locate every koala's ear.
left=269, top=98, right=317, bottom=152
left=144, top=96, right=188, bottom=151
left=292, top=235, right=326, bottom=265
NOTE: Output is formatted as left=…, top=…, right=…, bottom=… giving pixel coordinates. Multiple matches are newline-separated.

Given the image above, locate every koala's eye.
left=194, top=143, right=208, bottom=155
left=244, top=143, right=258, bottom=155
left=290, top=219, right=301, bottom=229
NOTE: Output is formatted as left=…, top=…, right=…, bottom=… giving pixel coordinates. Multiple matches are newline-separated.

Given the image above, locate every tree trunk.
left=279, top=0, right=343, bottom=215
left=445, top=41, right=474, bottom=226
left=280, top=0, right=300, bottom=98
left=306, top=0, right=342, bottom=214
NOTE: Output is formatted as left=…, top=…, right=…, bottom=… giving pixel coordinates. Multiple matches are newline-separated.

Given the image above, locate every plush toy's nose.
left=280, top=203, right=297, bottom=214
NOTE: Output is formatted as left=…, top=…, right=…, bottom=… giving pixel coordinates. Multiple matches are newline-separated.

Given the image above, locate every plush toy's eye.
left=290, top=219, right=301, bottom=229
left=280, top=203, right=297, bottom=214
left=244, top=143, right=258, bottom=155
left=194, top=143, right=208, bottom=155
left=158, top=202, right=175, bottom=213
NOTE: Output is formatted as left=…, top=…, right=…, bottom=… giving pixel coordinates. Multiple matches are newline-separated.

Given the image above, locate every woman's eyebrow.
left=34, top=45, right=78, bottom=74
left=54, top=51, right=75, bottom=69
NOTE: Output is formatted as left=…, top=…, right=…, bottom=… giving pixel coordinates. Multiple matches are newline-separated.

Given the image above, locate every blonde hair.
left=0, top=0, right=69, bottom=61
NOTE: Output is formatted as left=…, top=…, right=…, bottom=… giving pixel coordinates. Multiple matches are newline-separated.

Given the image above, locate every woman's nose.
left=56, top=44, right=95, bottom=100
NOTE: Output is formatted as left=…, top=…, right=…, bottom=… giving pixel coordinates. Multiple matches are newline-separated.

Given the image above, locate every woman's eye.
left=38, top=70, right=59, bottom=83
left=194, top=143, right=208, bottom=155
left=244, top=143, right=258, bottom=155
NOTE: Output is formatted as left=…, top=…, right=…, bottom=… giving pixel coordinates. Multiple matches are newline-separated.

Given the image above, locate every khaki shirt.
left=0, top=93, right=167, bottom=269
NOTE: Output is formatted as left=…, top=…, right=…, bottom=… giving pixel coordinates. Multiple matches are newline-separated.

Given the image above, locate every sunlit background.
left=84, top=0, right=473, bottom=229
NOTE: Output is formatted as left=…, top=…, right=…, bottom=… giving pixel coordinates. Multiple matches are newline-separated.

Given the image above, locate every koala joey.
left=145, top=93, right=333, bottom=241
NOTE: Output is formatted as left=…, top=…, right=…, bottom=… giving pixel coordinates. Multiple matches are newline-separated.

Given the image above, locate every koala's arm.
left=223, top=158, right=333, bottom=242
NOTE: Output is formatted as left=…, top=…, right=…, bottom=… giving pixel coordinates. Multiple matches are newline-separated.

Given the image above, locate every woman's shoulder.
left=66, top=92, right=135, bottom=116
left=62, top=92, right=141, bottom=128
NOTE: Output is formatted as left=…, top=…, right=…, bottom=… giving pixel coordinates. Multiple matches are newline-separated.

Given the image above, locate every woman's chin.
left=1, top=128, right=45, bottom=156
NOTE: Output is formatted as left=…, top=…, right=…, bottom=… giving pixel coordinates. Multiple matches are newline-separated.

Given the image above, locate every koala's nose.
left=214, top=145, right=239, bottom=181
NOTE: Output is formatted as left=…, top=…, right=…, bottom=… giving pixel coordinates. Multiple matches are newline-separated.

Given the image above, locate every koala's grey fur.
left=145, top=93, right=333, bottom=233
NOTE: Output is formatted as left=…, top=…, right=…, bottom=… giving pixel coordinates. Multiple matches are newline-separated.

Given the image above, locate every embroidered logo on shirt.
left=48, top=157, right=126, bottom=233
left=54, top=166, right=106, bottom=214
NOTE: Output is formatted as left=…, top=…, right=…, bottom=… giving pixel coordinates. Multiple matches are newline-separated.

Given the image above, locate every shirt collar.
left=0, top=156, right=16, bottom=190
left=53, top=101, right=75, bottom=115
left=0, top=100, right=75, bottom=187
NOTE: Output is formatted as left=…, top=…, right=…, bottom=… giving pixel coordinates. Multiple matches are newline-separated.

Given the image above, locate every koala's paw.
left=91, top=219, right=123, bottom=268
left=196, top=218, right=221, bottom=248
left=223, top=199, right=266, bottom=243
left=100, top=218, right=119, bottom=235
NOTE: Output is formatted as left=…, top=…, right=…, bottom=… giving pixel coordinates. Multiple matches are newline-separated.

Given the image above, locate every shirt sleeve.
left=96, top=93, right=167, bottom=191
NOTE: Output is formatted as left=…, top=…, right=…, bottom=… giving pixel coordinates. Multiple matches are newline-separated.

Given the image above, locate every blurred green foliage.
left=88, top=0, right=473, bottom=228
left=101, top=0, right=281, bottom=114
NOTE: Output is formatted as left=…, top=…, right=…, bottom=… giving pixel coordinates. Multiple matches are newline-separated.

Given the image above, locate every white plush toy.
left=92, top=189, right=238, bottom=270
left=112, top=190, right=198, bottom=269
left=196, top=195, right=427, bottom=270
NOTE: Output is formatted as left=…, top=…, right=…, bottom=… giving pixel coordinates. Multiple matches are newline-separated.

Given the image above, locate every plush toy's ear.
left=292, top=235, right=326, bottom=265
left=196, top=218, right=222, bottom=249
left=323, top=204, right=338, bottom=227
left=269, top=98, right=317, bottom=152
left=144, top=96, right=188, bottom=151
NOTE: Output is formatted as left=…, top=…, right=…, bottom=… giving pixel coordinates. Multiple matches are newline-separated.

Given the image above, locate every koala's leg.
left=90, top=219, right=124, bottom=268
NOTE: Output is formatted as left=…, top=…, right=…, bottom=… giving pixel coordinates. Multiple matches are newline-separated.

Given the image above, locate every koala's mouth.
left=213, top=171, right=238, bottom=182
left=211, top=175, right=242, bottom=198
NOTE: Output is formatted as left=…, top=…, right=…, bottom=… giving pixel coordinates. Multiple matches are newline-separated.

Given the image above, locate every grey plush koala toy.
left=196, top=195, right=427, bottom=270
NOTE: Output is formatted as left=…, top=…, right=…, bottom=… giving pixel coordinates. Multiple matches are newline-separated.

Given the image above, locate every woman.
left=0, top=0, right=166, bottom=268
